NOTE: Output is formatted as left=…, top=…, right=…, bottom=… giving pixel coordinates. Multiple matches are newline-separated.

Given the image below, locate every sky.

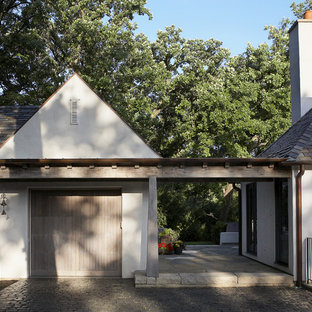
left=134, top=0, right=296, bottom=56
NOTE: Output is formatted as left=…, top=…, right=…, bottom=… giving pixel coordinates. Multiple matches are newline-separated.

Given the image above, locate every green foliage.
left=1, top=0, right=310, bottom=242
left=291, top=0, right=312, bottom=18
left=159, top=228, right=178, bottom=241
left=173, top=240, right=184, bottom=248
left=0, top=0, right=151, bottom=106
left=0, top=0, right=297, bottom=157
left=158, top=183, right=238, bottom=243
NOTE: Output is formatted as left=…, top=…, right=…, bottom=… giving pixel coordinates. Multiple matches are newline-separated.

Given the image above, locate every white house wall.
left=241, top=181, right=293, bottom=275
left=0, top=181, right=148, bottom=279
left=0, top=74, right=159, bottom=159
left=301, top=168, right=312, bottom=282
left=289, top=20, right=312, bottom=124
left=0, top=186, right=28, bottom=278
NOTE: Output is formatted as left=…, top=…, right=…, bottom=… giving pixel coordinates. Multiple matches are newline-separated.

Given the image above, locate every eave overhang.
left=0, top=157, right=287, bottom=167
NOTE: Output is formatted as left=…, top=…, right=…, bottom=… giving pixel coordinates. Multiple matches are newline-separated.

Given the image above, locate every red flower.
left=158, top=243, right=166, bottom=248
left=165, top=243, right=174, bottom=251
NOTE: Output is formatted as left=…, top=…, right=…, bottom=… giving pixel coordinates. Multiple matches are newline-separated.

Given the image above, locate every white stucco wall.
left=0, top=186, right=28, bottom=278
left=0, top=181, right=148, bottom=279
left=289, top=20, right=312, bottom=124
left=241, top=181, right=293, bottom=275
left=301, top=168, right=312, bottom=282
left=0, top=74, right=159, bottom=159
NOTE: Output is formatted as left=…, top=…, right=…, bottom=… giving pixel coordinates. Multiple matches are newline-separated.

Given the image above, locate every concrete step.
left=135, top=271, right=294, bottom=288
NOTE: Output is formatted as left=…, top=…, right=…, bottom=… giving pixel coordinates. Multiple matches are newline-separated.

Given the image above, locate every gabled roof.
left=259, top=108, right=312, bottom=161
left=0, top=105, right=39, bottom=147
left=0, top=74, right=160, bottom=159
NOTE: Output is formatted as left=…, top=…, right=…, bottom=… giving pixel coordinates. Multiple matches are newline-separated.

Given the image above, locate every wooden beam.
left=146, top=176, right=159, bottom=278
left=0, top=157, right=288, bottom=167
left=0, top=165, right=291, bottom=180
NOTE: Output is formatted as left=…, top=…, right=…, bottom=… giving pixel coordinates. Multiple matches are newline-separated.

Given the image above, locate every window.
left=246, top=183, right=257, bottom=255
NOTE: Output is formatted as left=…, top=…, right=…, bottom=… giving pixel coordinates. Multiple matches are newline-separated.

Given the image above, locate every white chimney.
left=289, top=12, right=312, bottom=124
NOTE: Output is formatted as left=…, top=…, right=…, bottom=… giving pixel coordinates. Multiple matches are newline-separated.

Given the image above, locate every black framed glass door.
left=246, top=183, right=257, bottom=255
left=275, top=179, right=288, bottom=265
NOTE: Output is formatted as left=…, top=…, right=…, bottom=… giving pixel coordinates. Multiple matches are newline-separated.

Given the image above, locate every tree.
left=1, top=0, right=310, bottom=242
left=0, top=0, right=57, bottom=105
left=0, top=0, right=151, bottom=106
left=291, top=0, right=312, bottom=18
left=155, top=3, right=299, bottom=241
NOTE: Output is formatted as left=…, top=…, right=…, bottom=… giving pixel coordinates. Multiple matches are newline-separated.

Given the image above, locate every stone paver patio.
left=135, top=245, right=293, bottom=287
left=159, top=245, right=284, bottom=273
left=0, top=278, right=312, bottom=312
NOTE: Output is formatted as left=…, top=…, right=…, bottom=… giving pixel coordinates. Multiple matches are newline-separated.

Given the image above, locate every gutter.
left=296, top=164, right=305, bottom=287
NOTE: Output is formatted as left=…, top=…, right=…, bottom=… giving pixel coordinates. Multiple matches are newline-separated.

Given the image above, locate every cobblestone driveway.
left=0, top=279, right=311, bottom=312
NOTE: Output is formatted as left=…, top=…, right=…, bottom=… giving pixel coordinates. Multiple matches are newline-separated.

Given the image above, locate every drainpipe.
left=233, top=183, right=242, bottom=256
left=296, top=165, right=305, bottom=287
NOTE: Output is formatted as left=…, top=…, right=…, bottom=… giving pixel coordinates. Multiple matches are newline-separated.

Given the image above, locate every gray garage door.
left=31, top=190, right=122, bottom=277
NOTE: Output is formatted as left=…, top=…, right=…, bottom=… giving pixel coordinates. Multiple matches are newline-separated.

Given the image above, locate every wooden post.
left=146, top=176, right=159, bottom=277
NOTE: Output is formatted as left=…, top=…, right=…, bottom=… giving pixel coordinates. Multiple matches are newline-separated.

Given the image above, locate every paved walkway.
left=133, top=245, right=293, bottom=287
left=159, top=245, right=284, bottom=273
left=0, top=278, right=312, bottom=312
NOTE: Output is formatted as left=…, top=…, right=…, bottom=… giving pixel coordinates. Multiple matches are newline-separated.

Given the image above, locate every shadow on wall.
left=30, top=190, right=122, bottom=277
left=0, top=191, right=28, bottom=277
left=10, top=82, right=154, bottom=158
left=0, top=180, right=146, bottom=282
left=0, top=78, right=151, bottom=280
left=13, top=105, right=43, bottom=158
left=0, top=101, right=44, bottom=277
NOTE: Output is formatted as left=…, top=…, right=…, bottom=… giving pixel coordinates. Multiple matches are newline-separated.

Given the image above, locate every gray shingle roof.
left=0, top=106, right=39, bottom=146
left=259, top=108, right=312, bottom=160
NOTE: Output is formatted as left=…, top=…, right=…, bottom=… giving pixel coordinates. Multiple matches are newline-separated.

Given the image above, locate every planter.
left=174, top=246, right=183, bottom=255
left=158, top=249, right=166, bottom=255
left=160, top=235, right=172, bottom=245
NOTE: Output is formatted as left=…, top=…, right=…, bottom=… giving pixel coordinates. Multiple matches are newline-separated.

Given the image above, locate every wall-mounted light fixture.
left=1, top=193, right=7, bottom=215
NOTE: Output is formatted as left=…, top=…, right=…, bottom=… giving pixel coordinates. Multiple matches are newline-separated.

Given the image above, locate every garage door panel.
left=31, top=190, right=121, bottom=277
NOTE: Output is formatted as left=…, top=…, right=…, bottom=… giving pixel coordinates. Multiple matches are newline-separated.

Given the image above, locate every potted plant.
left=159, top=228, right=177, bottom=245
left=173, top=240, right=184, bottom=255
left=158, top=242, right=174, bottom=255
left=166, top=243, right=174, bottom=254
left=158, top=242, right=167, bottom=255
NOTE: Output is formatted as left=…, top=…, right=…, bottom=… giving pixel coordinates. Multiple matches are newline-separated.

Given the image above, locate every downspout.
left=296, top=164, right=305, bottom=287
left=233, top=183, right=242, bottom=256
